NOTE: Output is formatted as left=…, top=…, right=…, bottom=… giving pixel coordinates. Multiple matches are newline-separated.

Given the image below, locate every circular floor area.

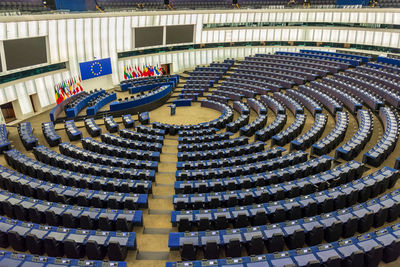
left=149, top=102, right=222, bottom=125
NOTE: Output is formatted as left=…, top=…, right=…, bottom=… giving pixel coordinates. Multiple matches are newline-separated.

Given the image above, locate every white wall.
left=0, top=8, right=398, bottom=118
left=82, top=74, right=114, bottom=92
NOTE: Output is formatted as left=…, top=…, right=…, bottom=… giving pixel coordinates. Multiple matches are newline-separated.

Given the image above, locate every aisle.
left=124, top=137, right=180, bottom=266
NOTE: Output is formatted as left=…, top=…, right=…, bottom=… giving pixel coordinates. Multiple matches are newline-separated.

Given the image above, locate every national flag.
left=58, top=86, right=64, bottom=102
left=78, top=81, right=84, bottom=92
left=126, top=66, right=131, bottom=79
left=54, top=86, right=61, bottom=104
left=134, top=66, right=140, bottom=77
left=123, top=66, right=128, bottom=80
left=132, top=66, right=137, bottom=78
left=137, top=66, right=143, bottom=77
left=58, top=84, right=65, bottom=99
left=133, top=66, right=137, bottom=77
left=128, top=66, right=133, bottom=79
left=68, top=80, right=73, bottom=95
left=154, top=65, right=160, bottom=76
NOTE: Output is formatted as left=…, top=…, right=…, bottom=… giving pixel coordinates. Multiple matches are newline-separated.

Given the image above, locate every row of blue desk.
left=110, top=85, right=172, bottom=112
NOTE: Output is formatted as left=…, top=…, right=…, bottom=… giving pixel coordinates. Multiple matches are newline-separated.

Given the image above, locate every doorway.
left=1, top=102, right=16, bottom=123
left=161, top=63, right=172, bottom=75
left=30, top=95, right=37, bottom=113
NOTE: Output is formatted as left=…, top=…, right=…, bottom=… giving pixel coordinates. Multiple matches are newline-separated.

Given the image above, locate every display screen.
left=166, top=25, right=194, bottom=45
left=4, top=37, right=47, bottom=71
left=135, top=26, right=164, bottom=48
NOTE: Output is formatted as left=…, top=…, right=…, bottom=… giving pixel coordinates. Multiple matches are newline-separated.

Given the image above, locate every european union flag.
left=79, top=58, right=112, bottom=80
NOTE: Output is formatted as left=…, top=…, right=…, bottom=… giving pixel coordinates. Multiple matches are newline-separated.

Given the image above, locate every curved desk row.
left=66, top=90, right=105, bottom=118
left=86, top=92, right=117, bottom=116
left=120, top=75, right=179, bottom=91
left=49, top=92, right=84, bottom=122
left=109, top=85, right=172, bottom=112
left=129, top=81, right=175, bottom=94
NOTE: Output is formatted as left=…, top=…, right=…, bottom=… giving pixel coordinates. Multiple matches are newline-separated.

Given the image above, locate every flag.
left=58, top=86, right=64, bottom=102
left=154, top=65, right=160, bottom=76
left=68, top=80, right=73, bottom=95
left=77, top=81, right=83, bottom=92
left=131, top=66, right=137, bottom=78
left=123, top=66, right=128, bottom=80
left=135, top=66, right=140, bottom=77
left=58, top=84, right=65, bottom=99
left=126, top=66, right=130, bottom=79
left=128, top=66, right=133, bottom=79
left=79, top=58, right=112, bottom=80
left=54, top=86, right=61, bottom=104
left=132, top=66, right=137, bottom=78
left=137, top=66, right=143, bottom=77
left=63, top=83, right=69, bottom=97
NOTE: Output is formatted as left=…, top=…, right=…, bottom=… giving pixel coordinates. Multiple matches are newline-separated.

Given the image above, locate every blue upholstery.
left=171, top=166, right=398, bottom=229
left=66, top=90, right=105, bottom=118
left=176, top=154, right=332, bottom=181
left=173, top=99, right=192, bottom=107
left=110, top=85, right=172, bottom=112
left=300, top=49, right=371, bottom=63
left=298, top=85, right=342, bottom=115
left=363, top=107, right=399, bottom=167
left=64, top=120, right=82, bottom=141
left=82, top=137, right=160, bottom=163
left=121, top=75, right=178, bottom=91
left=336, top=109, right=373, bottom=161
left=276, top=51, right=357, bottom=67
left=0, top=249, right=126, bottom=266
left=309, top=80, right=362, bottom=114
left=42, top=122, right=61, bottom=147
left=0, top=124, right=11, bottom=153
left=291, top=113, right=327, bottom=151
left=286, top=89, right=322, bottom=117
left=312, top=111, right=349, bottom=156
left=17, top=122, right=38, bottom=150
left=86, top=92, right=117, bottom=116
left=4, top=149, right=149, bottom=209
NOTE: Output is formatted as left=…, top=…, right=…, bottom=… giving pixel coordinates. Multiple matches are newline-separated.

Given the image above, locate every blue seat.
left=84, top=118, right=102, bottom=137
left=104, top=116, right=119, bottom=133
left=168, top=189, right=400, bottom=266
left=336, top=110, right=373, bottom=161
left=171, top=167, right=397, bottom=231
left=122, top=114, right=135, bottom=128
left=17, top=122, right=38, bottom=150
left=363, top=107, right=399, bottom=167
left=291, top=113, right=327, bottom=151
left=312, top=111, right=349, bottom=156
left=0, top=124, right=10, bottom=153
left=82, top=137, right=160, bottom=163
left=65, top=89, right=105, bottom=118
left=64, top=120, right=82, bottom=141
left=0, top=249, right=126, bottom=266
left=42, top=122, right=61, bottom=147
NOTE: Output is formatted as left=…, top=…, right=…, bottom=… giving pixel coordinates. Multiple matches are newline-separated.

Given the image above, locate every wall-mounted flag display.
left=80, top=58, right=112, bottom=80
left=123, top=64, right=164, bottom=80
left=54, top=76, right=84, bottom=104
